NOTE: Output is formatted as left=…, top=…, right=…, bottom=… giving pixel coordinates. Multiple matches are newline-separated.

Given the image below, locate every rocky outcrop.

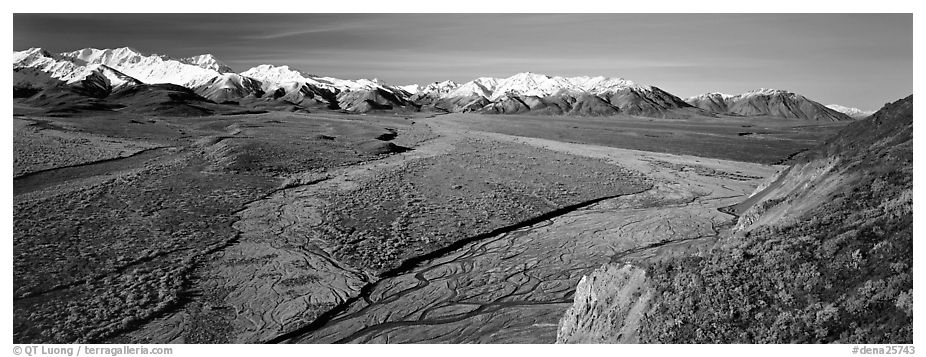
left=557, top=264, right=653, bottom=343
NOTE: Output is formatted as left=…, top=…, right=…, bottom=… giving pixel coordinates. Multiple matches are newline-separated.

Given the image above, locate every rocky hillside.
left=558, top=95, right=912, bottom=343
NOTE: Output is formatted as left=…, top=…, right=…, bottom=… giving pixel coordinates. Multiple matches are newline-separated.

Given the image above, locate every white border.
left=3, top=2, right=922, bottom=356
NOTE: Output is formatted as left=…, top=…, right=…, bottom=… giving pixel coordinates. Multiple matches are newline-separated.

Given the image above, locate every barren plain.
left=12, top=109, right=847, bottom=343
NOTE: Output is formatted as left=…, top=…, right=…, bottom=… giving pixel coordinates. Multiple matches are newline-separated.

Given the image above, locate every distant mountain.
left=239, top=64, right=414, bottom=111
left=13, top=47, right=419, bottom=114
left=60, top=47, right=268, bottom=103
left=12, top=47, right=872, bottom=120
left=14, top=48, right=141, bottom=98
left=826, top=104, right=875, bottom=119
left=63, top=47, right=230, bottom=88
left=686, top=89, right=853, bottom=121
left=683, top=92, right=734, bottom=113
left=419, top=72, right=695, bottom=117
left=402, top=80, right=459, bottom=104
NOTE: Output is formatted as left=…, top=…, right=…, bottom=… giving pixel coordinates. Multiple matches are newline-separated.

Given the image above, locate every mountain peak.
left=743, top=88, right=792, bottom=96
left=59, top=47, right=229, bottom=88
left=686, top=88, right=851, bottom=121
left=13, top=48, right=57, bottom=65
left=112, top=46, right=144, bottom=55
left=180, top=54, right=233, bottom=73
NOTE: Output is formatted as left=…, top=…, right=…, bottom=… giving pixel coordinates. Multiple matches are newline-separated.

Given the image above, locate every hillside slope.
left=559, top=95, right=912, bottom=343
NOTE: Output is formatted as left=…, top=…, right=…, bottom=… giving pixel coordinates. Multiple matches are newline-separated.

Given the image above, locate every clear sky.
left=14, top=13, right=912, bottom=110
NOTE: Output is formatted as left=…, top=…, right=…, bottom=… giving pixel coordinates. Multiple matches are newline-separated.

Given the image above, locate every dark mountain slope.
left=106, top=84, right=220, bottom=116
left=600, top=86, right=693, bottom=117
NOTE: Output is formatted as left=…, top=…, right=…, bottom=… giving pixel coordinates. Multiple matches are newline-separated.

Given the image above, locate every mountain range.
left=13, top=47, right=860, bottom=121
left=685, top=90, right=855, bottom=121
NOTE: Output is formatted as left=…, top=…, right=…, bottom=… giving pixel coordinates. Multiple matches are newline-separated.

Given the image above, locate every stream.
left=281, top=182, right=734, bottom=343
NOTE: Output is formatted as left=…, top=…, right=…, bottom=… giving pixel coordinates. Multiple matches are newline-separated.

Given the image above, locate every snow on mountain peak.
left=490, top=72, right=577, bottom=100
left=398, top=84, right=422, bottom=94
left=240, top=64, right=314, bottom=90
left=446, top=77, right=499, bottom=98
left=444, top=72, right=650, bottom=101
left=689, top=89, right=796, bottom=102
left=570, top=75, right=650, bottom=93
left=13, top=48, right=141, bottom=91
left=399, top=80, right=461, bottom=97
left=687, top=92, right=735, bottom=101
left=61, top=47, right=228, bottom=88
left=180, top=54, right=233, bottom=73
left=13, top=48, right=59, bottom=67
left=826, top=104, right=874, bottom=118
left=742, top=88, right=792, bottom=97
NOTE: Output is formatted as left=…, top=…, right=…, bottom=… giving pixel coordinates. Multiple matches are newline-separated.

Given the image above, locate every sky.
left=13, top=13, right=912, bottom=110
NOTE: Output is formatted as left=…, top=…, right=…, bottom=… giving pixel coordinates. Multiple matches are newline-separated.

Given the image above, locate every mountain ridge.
left=686, top=89, right=853, bottom=121
left=13, top=47, right=865, bottom=119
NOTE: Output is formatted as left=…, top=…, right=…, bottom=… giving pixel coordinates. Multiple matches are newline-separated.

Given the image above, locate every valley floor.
left=13, top=111, right=833, bottom=343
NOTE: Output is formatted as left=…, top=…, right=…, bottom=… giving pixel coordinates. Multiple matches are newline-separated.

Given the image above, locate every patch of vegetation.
left=638, top=96, right=912, bottom=343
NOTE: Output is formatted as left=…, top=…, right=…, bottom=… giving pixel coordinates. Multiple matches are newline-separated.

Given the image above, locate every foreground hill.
left=559, top=95, right=912, bottom=343
left=686, top=89, right=853, bottom=121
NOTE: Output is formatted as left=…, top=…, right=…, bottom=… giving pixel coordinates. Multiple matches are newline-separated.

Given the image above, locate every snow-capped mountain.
left=401, top=80, right=460, bottom=104
left=825, top=104, right=874, bottom=119
left=181, top=54, right=234, bottom=73
left=687, top=89, right=853, bottom=121
left=431, top=72, right=691, bottom=117
left=193, top=73, right=265, bottom=103
left=239, top=64, right=334, bottom=105
left=57, top=47, right=269, bottom=103
left=14, top=48, right=141, bottom=97
left=241, top=64, right=407, bottom=93
left=239, top=63, right=413, bottom=111
left=483, top=72, right=651, bottom=101
left=401, top=80, right=459, bottom=95
left=444, top=77, right=499, bottom=99
left=684, top=92, right=735, bottom=113
left=63, top=47, right=227, bottom=89
left=12, top=46, right=865, bottom=119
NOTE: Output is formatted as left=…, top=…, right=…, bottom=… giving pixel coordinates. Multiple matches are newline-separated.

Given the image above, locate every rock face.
left=686, top=89, right=853, bottom=121
left=556, top=264, right=653, bottom=343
